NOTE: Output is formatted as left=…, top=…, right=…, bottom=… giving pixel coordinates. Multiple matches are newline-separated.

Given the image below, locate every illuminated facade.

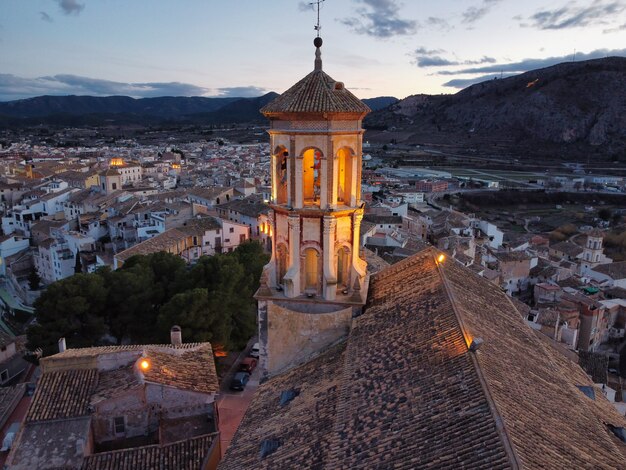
left=256, top=37, right=371, bottom=375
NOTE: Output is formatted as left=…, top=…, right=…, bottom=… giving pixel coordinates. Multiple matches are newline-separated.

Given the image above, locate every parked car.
left=230, top=372, right=250, bottom=391
left=239, top=357, right=257, bottom=373
left=249, top=342, right=260, bottom=358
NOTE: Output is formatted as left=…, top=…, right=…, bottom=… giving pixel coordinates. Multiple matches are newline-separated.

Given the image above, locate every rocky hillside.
left=365, top=57, right=626, bottom=160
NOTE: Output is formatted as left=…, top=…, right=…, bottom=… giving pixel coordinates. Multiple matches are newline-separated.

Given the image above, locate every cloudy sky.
left=1, top=0, right=625, bottom=101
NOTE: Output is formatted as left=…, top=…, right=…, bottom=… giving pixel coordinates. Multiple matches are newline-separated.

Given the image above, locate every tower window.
left=302, top=149, right=322, bottom=206
left=336, top=148, right=354, bottom=205
left=304, top=248, right=319, bottom=291
left=275, top=148, right=288, bottom=204
left=337, top=246, right=350, bottom=288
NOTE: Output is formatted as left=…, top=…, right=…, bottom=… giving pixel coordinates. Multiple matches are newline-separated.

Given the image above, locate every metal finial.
left=310, top=0, right=325, bottom=37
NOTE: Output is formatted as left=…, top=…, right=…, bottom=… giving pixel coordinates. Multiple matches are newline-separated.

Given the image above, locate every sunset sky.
left=1, top=0, right=625, bottom=101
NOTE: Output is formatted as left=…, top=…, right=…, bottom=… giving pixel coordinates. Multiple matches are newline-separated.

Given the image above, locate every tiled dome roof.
left=261, top=42, right=370, bottom=116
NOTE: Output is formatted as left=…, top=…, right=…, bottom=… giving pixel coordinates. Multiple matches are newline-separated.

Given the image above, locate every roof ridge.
left=436, top=259, right=522, bottom=470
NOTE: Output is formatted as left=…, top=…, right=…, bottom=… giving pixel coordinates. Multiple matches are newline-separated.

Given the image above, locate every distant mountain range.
left=365, top=57, right=626, bottom=159
left=0, top=94, right=398, bottom=127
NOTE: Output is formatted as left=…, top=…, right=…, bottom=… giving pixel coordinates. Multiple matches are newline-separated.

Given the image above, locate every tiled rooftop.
left=220, top=247, right=626, bottom=469
left=26, top=369, right=98, bottom=422
left=261, top=68, right=370, bottom=116
left=142, top=345, right=219, bottom=394
left=80, top=433, right=218, bottom=470
left=592, top=260, right=626, bottom=279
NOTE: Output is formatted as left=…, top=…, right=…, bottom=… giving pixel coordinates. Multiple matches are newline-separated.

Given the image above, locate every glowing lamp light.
left=139, top=359, right=151, bottom=372
left=437, top=254, right=446, bottom=263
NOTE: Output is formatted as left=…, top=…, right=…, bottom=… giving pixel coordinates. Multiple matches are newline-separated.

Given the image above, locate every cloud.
left=426, top=17, right=452, bottom=31
left=298, top=1, right=313, bottom=12
left=214, top=86, right=268, bottom=98
left=462, top=0, right=502, bottom=24
left=604, top=21, right=626, bottom=33
left=40, top=12, right=53, bottom=22
left=411, top=47, right=496, bottom=68
left=56, top=0, right=85, bottom=16
left=520, top=1, right=626, bottom=30
left=442, top=73, right=518, bottom=88
left=341, top=0, right=418, bottom=38
left=436, top=47, right=626, bottom=76
left=438, top=47, right=626, bottom=88
left=0, top=74, right=212, bottom=101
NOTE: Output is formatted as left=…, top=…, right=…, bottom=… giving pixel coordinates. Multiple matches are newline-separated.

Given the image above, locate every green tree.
left=157, top=288, right=230, bottom=345
left=99, top=266, right=157, bottom=344
left=186, top=254, right=257, bottom=349
left=233, top=240, right=270, bottom=291
left=122, top=252, right=187, bottom=307
left=27, top=274, right=108, bottom=355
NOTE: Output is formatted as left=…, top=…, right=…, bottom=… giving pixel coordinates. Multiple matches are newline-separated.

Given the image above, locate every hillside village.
left=0, top=136, right=626, bottom=466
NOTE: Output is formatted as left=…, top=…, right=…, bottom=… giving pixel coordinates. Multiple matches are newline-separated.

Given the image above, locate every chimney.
left=170, top=325, right=182, bottom=346
left=58, top=337, right=67, bottom=353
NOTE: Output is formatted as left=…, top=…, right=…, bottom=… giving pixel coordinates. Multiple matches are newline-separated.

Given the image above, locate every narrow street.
left=215, top=338, right=260, bottom=458
left=216, top=365, right=260, bottom=457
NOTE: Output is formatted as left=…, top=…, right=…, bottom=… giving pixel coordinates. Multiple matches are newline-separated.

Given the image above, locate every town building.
left=113, top=216, right=250, bottom=269
left=6, top=331, right=220, bottom=470
left=221, top=34, right=626, bottom=469
left=254, top=36, right=371, bottom=375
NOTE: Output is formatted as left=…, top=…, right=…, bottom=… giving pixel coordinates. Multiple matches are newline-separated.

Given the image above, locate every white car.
left=249, top=342, right=260, bottom=358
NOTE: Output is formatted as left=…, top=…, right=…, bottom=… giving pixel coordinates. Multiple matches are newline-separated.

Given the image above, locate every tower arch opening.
left=274, top=145, right=289, bottom=205
left=302, top=148, right=322, bottom=207
left=336, top=245, right=351, bottom=289
left=336, top=147, right=355, bottom=205
left=303, top=247, right=321, bottom=293
left=276, top=243, right=288, bottom=285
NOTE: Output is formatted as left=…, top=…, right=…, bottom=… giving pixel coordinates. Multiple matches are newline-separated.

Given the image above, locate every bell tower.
left=255, top=36, right=371, bottom=375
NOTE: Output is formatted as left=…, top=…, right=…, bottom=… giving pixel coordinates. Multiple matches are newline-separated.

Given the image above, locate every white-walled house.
left=587, top=262, right=626, bottom=289
left=477, top=220, right=504, bottom=249
left=0, top=235, right=30, bottom=276
left=113, top=216, right=250, bottom=269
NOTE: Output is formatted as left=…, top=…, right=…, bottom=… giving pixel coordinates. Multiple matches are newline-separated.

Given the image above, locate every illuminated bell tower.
left=255, top=36, right=371, bottom=375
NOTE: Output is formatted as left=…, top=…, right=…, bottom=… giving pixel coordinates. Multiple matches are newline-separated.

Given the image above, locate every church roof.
left=261, top=42, right=370, bottom=116
left=219, top=248, right=626, bottom=469
left=261, top=70, right=370, bottom=116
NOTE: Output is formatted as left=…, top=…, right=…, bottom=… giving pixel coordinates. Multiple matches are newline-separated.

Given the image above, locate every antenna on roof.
left=310, top=0, right=325, bottom=37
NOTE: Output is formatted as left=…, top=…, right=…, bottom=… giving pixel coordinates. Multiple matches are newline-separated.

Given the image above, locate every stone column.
left=352, top=210, right=366, bottom=276
left=322, top=215, right=337, bottom=301
left=289, top=137, right=297, bottom=208
left=328, top=136, right=337, bottom=209
left=270, top=151, right=278, bottom=203
left=350, top=146, right=359, bottom=207
left=356, top=127, right=364, bottom=203
left=320, top=155, right=328, bottom=209
left=294, top=155, right=303, bottom=209
left=283, top=215, right=301, bottom=297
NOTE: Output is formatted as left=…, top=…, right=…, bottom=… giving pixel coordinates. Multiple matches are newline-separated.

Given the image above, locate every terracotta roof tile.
left=261, top=70, right=370, bottom=116
left=80, top=433, right=218, bottom=470
left=26, top=369, right=98, bottom=422
left=221, top=247, right=626, bottom=469
left=441, top=254, right=626, bottom=468
left=142, top=345, right=219, bottom=394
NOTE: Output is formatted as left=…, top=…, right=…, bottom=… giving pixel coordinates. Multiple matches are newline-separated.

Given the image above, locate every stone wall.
left=265, top=301, right=352, bottom=375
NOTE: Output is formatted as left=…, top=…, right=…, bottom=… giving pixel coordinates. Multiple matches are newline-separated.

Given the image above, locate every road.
left=217, top=364, right=260, bottom=457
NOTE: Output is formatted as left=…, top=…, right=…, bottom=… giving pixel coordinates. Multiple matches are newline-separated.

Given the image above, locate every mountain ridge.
left=365, top=56, right=626, bottom=159
left=0, top=93, right=396, bottom=126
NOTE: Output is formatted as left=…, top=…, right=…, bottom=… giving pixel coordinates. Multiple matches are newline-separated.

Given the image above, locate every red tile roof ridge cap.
left=436, top=258, right=522, bottom=470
